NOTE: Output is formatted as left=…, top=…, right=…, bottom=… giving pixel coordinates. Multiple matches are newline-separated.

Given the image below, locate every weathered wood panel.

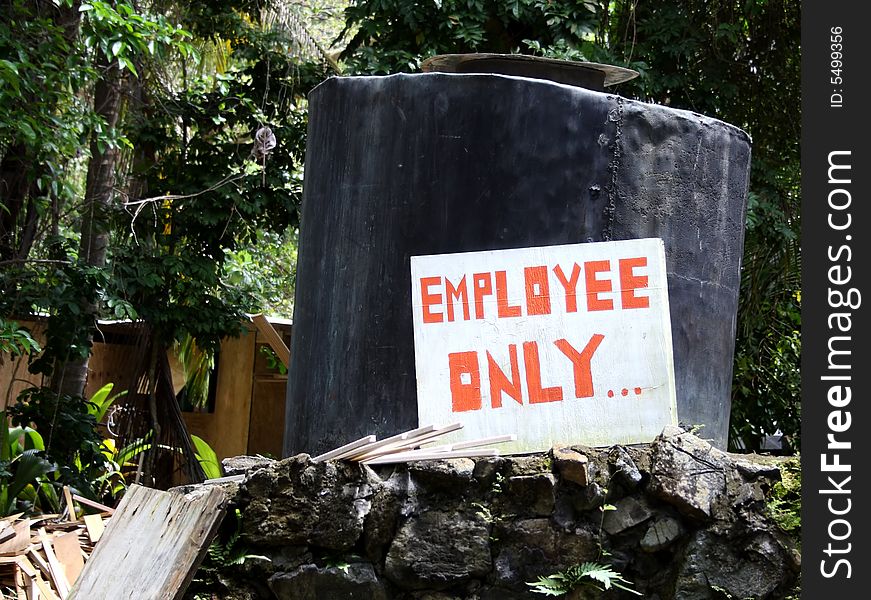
left=182, top=329, right=256, bottom=460
left=247, top=377, right=286, bottom=458
left=68, top=484, right=227, bottom=600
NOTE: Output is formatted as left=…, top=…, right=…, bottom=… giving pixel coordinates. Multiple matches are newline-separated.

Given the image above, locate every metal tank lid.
left=421, top=53, right=639, bottom=91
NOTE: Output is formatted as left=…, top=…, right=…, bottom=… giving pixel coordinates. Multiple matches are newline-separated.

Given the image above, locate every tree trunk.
left=52, top=61, right=126, bottom=398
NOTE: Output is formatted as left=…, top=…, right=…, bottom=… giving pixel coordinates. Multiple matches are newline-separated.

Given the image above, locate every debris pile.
left=0, top=488, right=113, bottom=599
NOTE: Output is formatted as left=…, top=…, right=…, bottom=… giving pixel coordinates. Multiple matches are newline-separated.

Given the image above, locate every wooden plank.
left=33, top=577, right=58, bottom=600
left=26, top=549, right=51, bottom=582
left=250, top=314, right=290, bottom=368
left=340, top=425, right=438, bottom=461
left=202, top=475, right=245, bottom=485
left=68, top=484, right=227, bottom=600
left=62, top=488, right=76, bottom=523
left=246, top=378, right=287, bottom=457
left=82, top=516, right=104, bottom=545
left=0, top=521, right=31, bottom=556
left=205, top=332, right=255, bottom=459
left=37, top=528, right=69, bottom=598
left=70, top=496, right=113, bottom=515
left=16, top=557, right=38, bottom=580
left=362, top=448, right=500, bottom=465
left=311, top=435, right=376, bottom=463
left=447, top=434, right=517, bottom=451
left=354, top=423, right=464, bottom=460
left=0, top=524, right=16, bottom=544
left=51, top=533, right=83, bottom=588
left=15, top=556, right=41, bottom=600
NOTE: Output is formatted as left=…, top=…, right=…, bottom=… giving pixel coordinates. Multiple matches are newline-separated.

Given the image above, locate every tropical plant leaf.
left=191, top=434, right=222, bottom=480
left=526, top=574, right=569, bottom=596
left=87, top=382, right=127, bottom=423
left=114, top=435, right=152, bottom=467
left=8, top=426, right=45, bottom=453
left=3, top=450, right=55, bottom=513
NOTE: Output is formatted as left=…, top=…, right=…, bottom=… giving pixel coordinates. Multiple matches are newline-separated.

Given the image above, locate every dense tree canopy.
left=2, top=0, right=799, bottom=460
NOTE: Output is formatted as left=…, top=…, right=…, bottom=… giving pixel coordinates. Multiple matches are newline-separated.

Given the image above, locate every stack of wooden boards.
left=0, top=489, right=113, bottom=599
left=312, top=423, right=516, bottom=464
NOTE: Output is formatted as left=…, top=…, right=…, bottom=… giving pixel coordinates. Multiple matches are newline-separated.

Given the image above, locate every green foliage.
left=6, top=381, right=132, bottom=501
left=224, top=229, right=299, bottom=318
left=340, top=0, right=608, bottom=74
left=767, top=456, right=801, bottom=536
left=3, top=1, right=327, bottom=480
left=104, top=3, right=322, bottom=353
left=80, top=1, right=195, bottom=79
left=259, top=344, right=288, bottom=376
left=527, top=562, right=642, bottom=596
left=86, top=382, right=127, bottom=424
left=191, top=434, right=222, bottom=480
left=0, top=410, right=58, bottom=516
left=0, top=318, right=41, bottom=358
left=9, top=387, right=103, bottom=472
left=191, top=507, right=270, bottom=595
left=176, top=334, right=215, bottom=409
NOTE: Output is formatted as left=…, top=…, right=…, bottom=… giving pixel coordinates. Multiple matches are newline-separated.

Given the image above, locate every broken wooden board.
left=67, top=484, right=227, bottom=600
left=250, top=313, right=290, bottom=368
left=82, top=516, right=104, bottom=545
left=51, top=533, right=84, bottom=590
left=0, top=520, right=31, bottom=556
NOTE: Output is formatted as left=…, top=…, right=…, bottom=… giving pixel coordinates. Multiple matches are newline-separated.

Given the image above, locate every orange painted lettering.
left=473, top=273, right=493, bottom=319
left=421, top=276, right=443, bottom=323
left=523, top=341, right=563, bottom=404
left=487, top=345, right=523, bottom=408
left=448, top=351, right=482, bottom=412
left=553, top=263, right=581, bottom=312
left=619, top=257, right=650, bottom=309
left=495, top=271, right=521, bottom=318
left=555, top=335, right=605, bottom=399
left=584, top=260, right=613, bottom=311
left=524, top=266, right=552, bottom=316
left=445, top=276, right=471, bottom=321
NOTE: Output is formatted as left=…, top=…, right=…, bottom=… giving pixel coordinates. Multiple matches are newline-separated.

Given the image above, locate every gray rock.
left=385, top=510, right=491, bottom=590
left=648, top=426, right=728, bottom=520
left=608, top=445, right=643, bottom=490
left=242, top=455, right=379, bottom=550
left=408, top=458, right=475, bottom=492
left=268, top=563, right=388, bottom=600
left=602, top=495, right=654, bottom=535
left=567, top=481, right=606, bottom=512
left=640, top=517, right=684, bottom=552
left=504, top=474, right=556, bottom=516
left=473, top=457, right=504, bottom=485
left=503, top=453, right=553, bottom=476
left=673, top=530, right=795, bottom=599
left=258, top=546, right=311, bottom=573
left=364, top=471, right=406, bottom=562
left=223, top=455, right=275, bottom=476
left=491, top=518, right=598, bottom=587
left=409, top=593, right=465, bottom=600
left=552, top=447, right=589, bottom=486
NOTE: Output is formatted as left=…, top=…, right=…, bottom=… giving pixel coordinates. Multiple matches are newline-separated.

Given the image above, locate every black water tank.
left=284, top=72, right=750, bottom=454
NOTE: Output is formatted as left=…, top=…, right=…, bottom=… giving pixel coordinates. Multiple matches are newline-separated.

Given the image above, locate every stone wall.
left=184, top=426, right=799, bottom=599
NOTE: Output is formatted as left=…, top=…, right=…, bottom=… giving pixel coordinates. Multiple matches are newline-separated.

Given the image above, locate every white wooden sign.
left=410, top=238, right=677, bottom=451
